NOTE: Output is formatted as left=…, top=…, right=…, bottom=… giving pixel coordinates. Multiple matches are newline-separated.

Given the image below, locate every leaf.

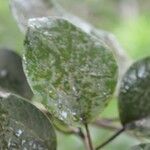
left=118, top=57, right=150, bottom=138
left=0, top=93, right=56, bottom=149
left=131, top=143, right=150, bottom=150
left=23, top=17, right=118, bottom=125
left=33, top=101, right=72, bottom=134
left=0, top=49, right=33, bottom=99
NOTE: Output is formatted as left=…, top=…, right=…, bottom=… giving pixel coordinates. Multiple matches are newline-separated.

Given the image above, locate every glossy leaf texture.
left=0, top=93, right=56, bottom=150
left=118, top=57, right=150, bottom=139
left=0, top=49, right=33, bottom=99
left=23, top=17, right=118, bottom=125
left=131, top=143, right=150, bottom=150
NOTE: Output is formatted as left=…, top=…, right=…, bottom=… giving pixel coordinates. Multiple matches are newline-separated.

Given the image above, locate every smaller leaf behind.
left=118, top=57, right=150, bottom=139
left=0, top=93, right=56, bottom=150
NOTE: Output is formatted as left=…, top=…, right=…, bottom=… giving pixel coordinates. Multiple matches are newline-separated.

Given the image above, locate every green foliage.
left=0, top=93, right=56, bottom=149
left=115, top=16, right=150, bottom=60
left=118, top=57, right=150, bottom=138
left=0, top=1, right=23, bottom=53
left=23, top=17, right=118, bottom=125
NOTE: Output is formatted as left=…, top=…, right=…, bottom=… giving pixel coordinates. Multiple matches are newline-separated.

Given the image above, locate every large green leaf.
left=118, top=57, right=150, bottom=138
left=0, top=49, right=33, bottom=99
left=23, top=17, right=118, bottom=125
left=0, top=93, right=56, bottom=149
left=131, top=143, right=150, bottom=150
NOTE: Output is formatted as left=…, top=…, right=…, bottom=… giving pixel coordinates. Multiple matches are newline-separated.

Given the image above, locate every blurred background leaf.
left=0, top=49, right=33, bottom=99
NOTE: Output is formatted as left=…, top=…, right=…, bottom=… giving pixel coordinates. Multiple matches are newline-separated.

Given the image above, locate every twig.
left=93, top=119, right=121, bottom=131
left=56, top=126, right=93, bottom=150
left=95, top=127, right=125, bottom=150
left=84, top=124, right=94, bottom=150
left=100, top=117, right=119, bottom=122
left=55, top=125, right=81, bottom=136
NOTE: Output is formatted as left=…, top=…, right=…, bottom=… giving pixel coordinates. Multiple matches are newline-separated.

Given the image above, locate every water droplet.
left=72, top=112, right=76, bottom=116
left=103, top=92, right=107, bottom=96
left=49, top=90, right=53, bottom=94
left=0, top=91, right=10, bottom=98
left=58, top=104, right=62, bottom=109
left=125, top=85, right=129, bottom=90
left=61, top=111, right=67, bottom=119
left=22, top=140, right=26, bottom=145
left=15, top=129, right=23, bottom=137
left=138, top=65, right=145, bottom=78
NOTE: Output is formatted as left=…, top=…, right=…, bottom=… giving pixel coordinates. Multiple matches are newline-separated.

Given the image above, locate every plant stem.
left=95, top=127, right=125, bottom=150
left=84, top=124, right=94, bottom=150
left=93, top=119, right=121, bottom=131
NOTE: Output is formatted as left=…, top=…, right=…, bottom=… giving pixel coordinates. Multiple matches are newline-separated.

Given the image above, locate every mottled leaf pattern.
left=23, top=17, right=118, bottom=125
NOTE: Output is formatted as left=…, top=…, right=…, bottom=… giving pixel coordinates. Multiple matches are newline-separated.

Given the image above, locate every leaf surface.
left=23, top=17, right=118, bottom=125
left=118, top=57, right=150, bottom=138
left=0, top=93, right=56, bottom=149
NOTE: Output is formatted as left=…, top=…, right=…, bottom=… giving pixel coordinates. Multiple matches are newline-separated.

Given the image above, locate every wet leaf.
left=0, top=93, right=56, bottom=150
left=131, top=143, right=150, bottom=150
left=118, top=57, right=150, bottom=138
left=0, top=49, right=33, bottom=99
left=32, top=100, right=72, bottom=134
left=23, top=17, right=118, bottom=125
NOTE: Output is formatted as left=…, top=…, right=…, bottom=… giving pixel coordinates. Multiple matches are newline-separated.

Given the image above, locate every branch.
left=84, top=124, right=94, bottom=150
left=93, top=118, right=121, bottom=131
left=95, top=127, right=125, bottom=150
